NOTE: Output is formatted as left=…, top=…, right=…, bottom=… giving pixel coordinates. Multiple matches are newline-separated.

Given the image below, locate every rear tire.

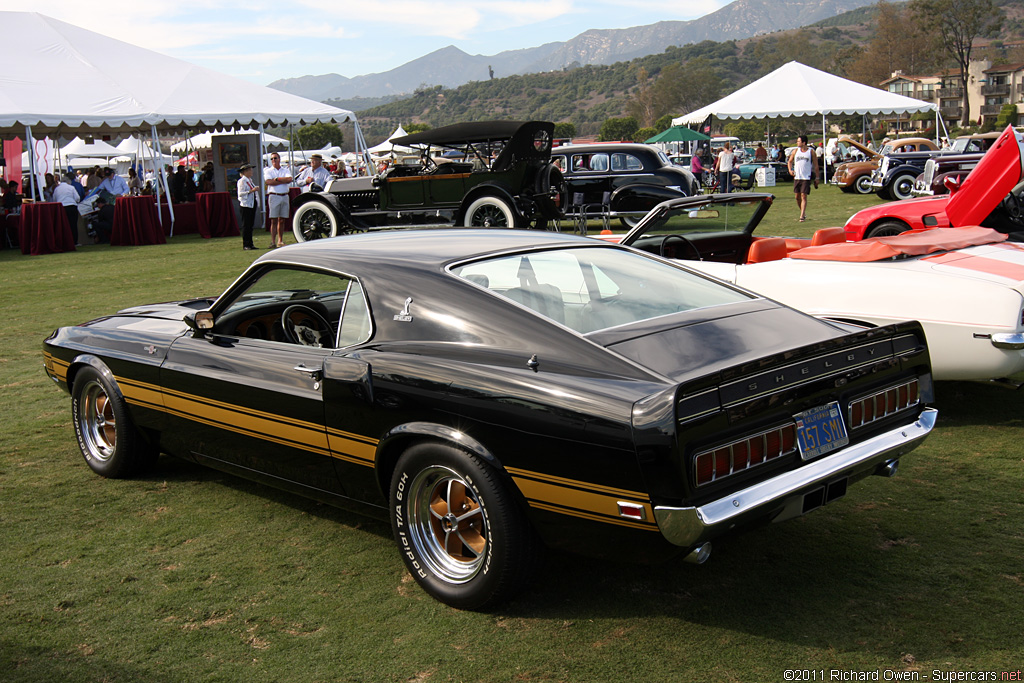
left=72, top=366, right=157, bottom=478
left=390, top=442, right=542, bottom=610
left=293, top=202, right=339, bottom=242
left=865, top=220, right=910, bottom=239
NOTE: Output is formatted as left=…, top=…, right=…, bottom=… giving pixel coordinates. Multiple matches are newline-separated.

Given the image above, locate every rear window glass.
left=451, top=246, right=750, bottom=334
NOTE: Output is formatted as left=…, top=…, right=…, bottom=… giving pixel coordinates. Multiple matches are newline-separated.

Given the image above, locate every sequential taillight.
left=849, top=379, right=919, bottom=429
left=693, top=424, right=797, bottom=487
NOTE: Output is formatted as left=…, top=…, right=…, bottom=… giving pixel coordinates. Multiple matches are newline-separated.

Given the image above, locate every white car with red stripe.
left=618, top=194, right=1024, bottom=384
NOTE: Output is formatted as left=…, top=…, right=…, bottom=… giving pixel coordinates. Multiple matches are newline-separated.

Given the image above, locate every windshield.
left=635, top=197, right=765, bottom=237
left=451, top=246, right=751, bottom=334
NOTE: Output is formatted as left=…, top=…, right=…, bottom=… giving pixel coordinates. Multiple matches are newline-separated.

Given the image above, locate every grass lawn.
left=1, top=196, right=1022, bottom=682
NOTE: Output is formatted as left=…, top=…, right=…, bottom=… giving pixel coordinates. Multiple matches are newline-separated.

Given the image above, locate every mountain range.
left=268, top=0, right=887, bottom=102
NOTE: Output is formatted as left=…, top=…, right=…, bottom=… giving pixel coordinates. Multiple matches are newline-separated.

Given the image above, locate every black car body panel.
left=45, top=229, right=936, bottom=607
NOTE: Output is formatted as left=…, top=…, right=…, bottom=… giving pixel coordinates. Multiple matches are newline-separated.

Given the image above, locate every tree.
left=634, top=126, right=659, bottom=143
left=405, top=123, right=432, bottom=134
left=844, top=1, right=941, bottom=87
left=599, top=116, right=639, bottom=142
left=994, top=103, right=1017, bottom=130
left=553, top=122, right=577, bottom=140
left=655, top=59, right=723, bottom=119
left=723, top=120, right=766, bottom=143
left=909, top=0, right=1002, bottom=126
left=289, top=122, right=343, bottom=149
left=625, top=67, right=659, bottom=128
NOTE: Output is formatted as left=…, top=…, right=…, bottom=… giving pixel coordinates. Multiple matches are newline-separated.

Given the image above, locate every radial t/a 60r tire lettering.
left=390, top=442, right=541, bottom=610
left=71, top=366, right=157, bottom=478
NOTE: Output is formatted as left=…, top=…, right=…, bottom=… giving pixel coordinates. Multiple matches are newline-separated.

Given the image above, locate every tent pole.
left=821, top=114, right=828, bottom=183
left=149, top=127, right=163, bottom=233
left=25, top=125, right=40, bottom=202
left=152, top=124, right=174, bottom=237
left=259, top=123, right=268, bottom=233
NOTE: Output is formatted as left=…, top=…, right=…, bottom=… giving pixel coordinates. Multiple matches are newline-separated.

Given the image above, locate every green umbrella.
left=644, top=126, right=711, bottom=143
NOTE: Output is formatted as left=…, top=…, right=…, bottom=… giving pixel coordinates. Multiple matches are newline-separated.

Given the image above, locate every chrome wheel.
left=854, top=175, right=873, bottom=194
left=78, top=379, right=116, bottom=462
left=407, top=465, right=488, bottom=583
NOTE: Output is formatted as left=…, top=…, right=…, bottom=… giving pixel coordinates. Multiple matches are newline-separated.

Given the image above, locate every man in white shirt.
left=295, top=153, right=332, bottom=192
left=97, top=168, right=130, bottom=197
left=53, top=173, right=82, bottom=246
left=264, top=153, right=293, bottom=248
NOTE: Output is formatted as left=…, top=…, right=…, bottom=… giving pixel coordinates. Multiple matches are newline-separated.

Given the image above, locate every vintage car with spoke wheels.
left=550, top=143, right=698, bottom=228
left=291, top=120, right=564, bottom=242
left=831, top=137, right=936, bottom=195
left=616, top=190, right=1024, bottom=384
left=844, top=126, right=1024, bottom=240
left=45, top=230, right=935, bottom=609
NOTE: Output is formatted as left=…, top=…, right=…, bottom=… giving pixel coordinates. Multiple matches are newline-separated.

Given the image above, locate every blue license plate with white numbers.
left=795, top=402, right=849, bottom=460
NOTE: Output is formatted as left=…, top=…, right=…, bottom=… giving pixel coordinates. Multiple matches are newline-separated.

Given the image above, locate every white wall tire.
left=293, top=202, right=339, bottom=242
left=463, top=196, right=516, bottom=228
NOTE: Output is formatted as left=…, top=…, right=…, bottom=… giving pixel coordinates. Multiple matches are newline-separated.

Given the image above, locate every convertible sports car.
left=844, top=125, right=1024, bottom=240
left=44, top=230, right=935, bottom=609
left=617, top=193, right=1024, bottom=384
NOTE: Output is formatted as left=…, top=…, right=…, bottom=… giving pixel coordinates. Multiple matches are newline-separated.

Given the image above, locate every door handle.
left=293, top=364, right=323, bottom=382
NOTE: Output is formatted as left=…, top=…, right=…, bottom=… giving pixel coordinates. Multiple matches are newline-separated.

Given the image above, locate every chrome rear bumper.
left=654, top=408, right=938, bottom=547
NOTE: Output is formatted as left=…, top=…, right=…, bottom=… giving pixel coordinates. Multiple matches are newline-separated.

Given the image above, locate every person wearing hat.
left=236, top=163, right=259, bottom=250
left=295, top=153, right=332, bottom=193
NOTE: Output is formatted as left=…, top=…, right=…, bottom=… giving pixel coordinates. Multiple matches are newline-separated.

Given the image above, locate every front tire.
left=463, top=196, right=516, bottom=228
left=853, top=175, right=873, bottom=195
left=293, top=202, right=339, bottom=242
left=72, top=366, right=157, bottom=478
left=865, top=220, right=910, bottom=239
left=390, top=442, right=541, bottom=610
left=890, top=173, right=916, bottom=201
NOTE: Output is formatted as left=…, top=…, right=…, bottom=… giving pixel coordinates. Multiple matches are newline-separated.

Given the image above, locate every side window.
left=590, top=154, right=609, bottom=172
left=611, top=153, right=643, bottom=171
left=337, top=281, right=372, bottom=347
left=214, top=266, right=353, bottom=347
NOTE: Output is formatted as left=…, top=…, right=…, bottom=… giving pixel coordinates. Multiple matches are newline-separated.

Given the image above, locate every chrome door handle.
left=293, top=364, right=323, bottom=381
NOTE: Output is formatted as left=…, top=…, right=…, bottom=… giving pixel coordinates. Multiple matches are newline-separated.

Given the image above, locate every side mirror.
left=943, top=175, right=961, bottom=194
left=184, top=310, right=214, bottom=336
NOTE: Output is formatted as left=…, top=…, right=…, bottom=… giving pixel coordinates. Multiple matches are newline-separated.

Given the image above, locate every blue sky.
left=14, top=0, right=730, bottom=85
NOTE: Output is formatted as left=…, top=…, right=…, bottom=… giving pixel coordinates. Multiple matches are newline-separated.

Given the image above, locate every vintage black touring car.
left=291, top=121, right=564, bottom=241
left=44, top=230, right=937, bottom=609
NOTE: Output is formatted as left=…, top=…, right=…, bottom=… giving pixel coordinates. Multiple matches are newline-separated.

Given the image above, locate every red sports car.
left=843, top=125, right=1024, bottom=240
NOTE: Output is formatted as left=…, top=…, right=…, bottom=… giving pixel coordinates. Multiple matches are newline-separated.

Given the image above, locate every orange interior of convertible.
left=747, top=227, right=847, bottom=263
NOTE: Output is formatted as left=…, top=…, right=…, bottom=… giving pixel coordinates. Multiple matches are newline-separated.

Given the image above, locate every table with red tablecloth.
left=110, top=196, right=166, bottom=246
left=156, top=201, right=198, bottom=236
left=196, top=192, right=240, bottom=238
left=18, top=202, right=74, bottom=255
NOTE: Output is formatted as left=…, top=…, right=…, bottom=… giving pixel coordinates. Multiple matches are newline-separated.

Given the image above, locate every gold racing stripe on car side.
left=43, top=353, right=69, bottom=382
left=505, top=467, right=658, bottom=531
left=326, top=427, right=377, bottom=467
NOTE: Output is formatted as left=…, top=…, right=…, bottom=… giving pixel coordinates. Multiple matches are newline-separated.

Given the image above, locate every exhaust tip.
left=877, top=459, right=900, bottom=478
left=685, top=542, right=712, bottom=565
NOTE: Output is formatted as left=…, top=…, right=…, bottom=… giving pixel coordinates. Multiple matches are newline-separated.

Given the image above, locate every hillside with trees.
left=346, top=1, right=1021, bottom=145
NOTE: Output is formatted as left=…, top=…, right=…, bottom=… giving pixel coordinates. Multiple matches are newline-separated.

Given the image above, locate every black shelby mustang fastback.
left=44, top=230, right=937, bottom=609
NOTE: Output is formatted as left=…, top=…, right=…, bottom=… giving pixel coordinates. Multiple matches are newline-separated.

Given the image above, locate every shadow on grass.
left=0, top=640, right=175, bottom=683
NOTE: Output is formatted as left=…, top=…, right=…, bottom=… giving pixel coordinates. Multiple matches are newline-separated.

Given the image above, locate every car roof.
left=257, top=229, right=599, bottom=272
left=552, top=143, right=656, bottom=154
left=392, top=121, right=546, bottom=146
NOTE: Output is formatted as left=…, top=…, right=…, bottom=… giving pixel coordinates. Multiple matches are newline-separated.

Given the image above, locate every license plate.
left=795, top=402, right=849, bottom=460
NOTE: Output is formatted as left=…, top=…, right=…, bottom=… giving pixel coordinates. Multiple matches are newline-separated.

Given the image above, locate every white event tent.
left=170, top=129, right=288, bottom=154
left=673, top=61, right=941, bottom=176
left=0, top=11, right=368, bottom=233
left=368, top=124, right=416, bottom=158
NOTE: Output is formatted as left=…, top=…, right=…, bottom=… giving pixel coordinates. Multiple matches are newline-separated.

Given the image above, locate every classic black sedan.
left=551, top=143, right=698, bottom=228
left=44, top=230, right=936, bottom=609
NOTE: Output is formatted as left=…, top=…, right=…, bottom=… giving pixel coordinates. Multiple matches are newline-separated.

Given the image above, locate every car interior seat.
left=746, top=237, right=789, bottom=263
left=810, top=227, right=847, bottom=246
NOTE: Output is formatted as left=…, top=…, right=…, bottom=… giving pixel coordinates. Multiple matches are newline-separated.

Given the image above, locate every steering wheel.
left=659, top=234, right=701, bottom=260
left=1003, top=193, right=1023, bottom=223
left=281, top=305, right=333, bottom=347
